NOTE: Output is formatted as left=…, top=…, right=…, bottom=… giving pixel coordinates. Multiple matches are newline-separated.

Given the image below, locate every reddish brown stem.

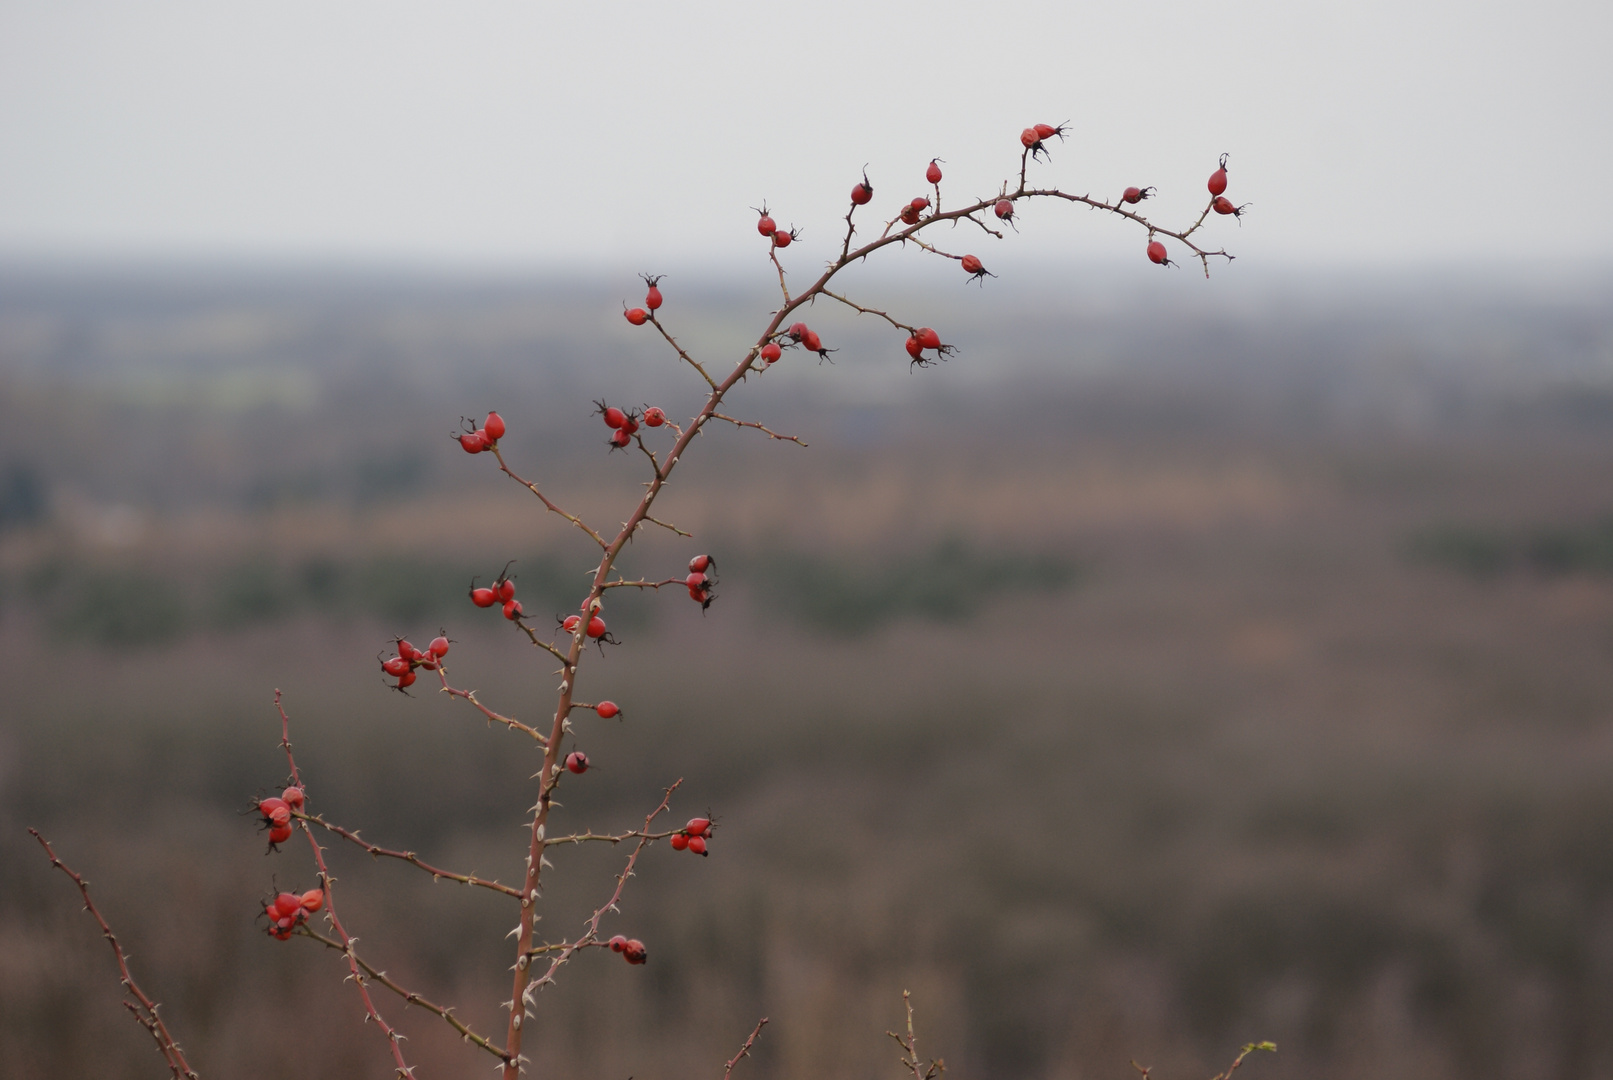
left=276, top=691, right=415, bottom=1079
left=724, top=1018, right=770, bottom=1080
left=296, top=811, right=524, bottom=897
left=29, top=830, right=199, bottom=1080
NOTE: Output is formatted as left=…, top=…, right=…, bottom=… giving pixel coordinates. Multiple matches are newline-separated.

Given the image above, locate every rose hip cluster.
left=668, top=816, right=713, bottom=856
left=596, top=398, right=667, bottom=450
left=263, top=887, right=324, bottom=941
left=455, top=411, right=506, bottom=455
left=753, top=205, right=800, bottom=249
left=606, top=934, right=648, bottom=964
left=470, top=566, right=523, bottom=621
left=1146, top=154, right=1245, bottom=267
left=379, top=635, right=450, bottom=690
left=255, top=784, right=306, bottom=849
left=685, top=554, right=716, bottom=609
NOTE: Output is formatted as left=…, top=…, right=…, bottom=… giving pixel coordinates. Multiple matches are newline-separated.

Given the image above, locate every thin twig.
left=296, top=812, right=524, bottom=897
left=724, top=1018, right=770, bottom=1080
left=299, top=926, right=511, bottom=1064
left=29, top=830, right=199, bottom=1080
left=276, top=692, right=415, bottom=1079
left=435, top=670, right=550, bottom=742
left=710, top=412, right=807, bottom=446
left=489, top=448, right=608, bottom=549
left=648, top=314, right=719, bottom=388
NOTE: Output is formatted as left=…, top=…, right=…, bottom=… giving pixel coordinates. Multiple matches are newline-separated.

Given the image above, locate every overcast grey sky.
left=1, top=0, right=1609, bottom=273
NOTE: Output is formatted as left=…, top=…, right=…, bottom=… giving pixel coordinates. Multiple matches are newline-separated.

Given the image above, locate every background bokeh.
left=5, top=3, right=1613, bottom=1079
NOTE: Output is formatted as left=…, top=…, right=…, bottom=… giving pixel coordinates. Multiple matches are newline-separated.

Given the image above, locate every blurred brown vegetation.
left=3, top=267, right=1613, bottom=1080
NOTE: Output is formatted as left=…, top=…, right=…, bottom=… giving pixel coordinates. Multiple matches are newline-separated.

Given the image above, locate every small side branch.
left=436, top=670, right=551, bottom=742
left=299, top=926, right=512, bottom=1065
left=489, top=448, right=609, bottom=550
left=724, top=1018, right=770, bottom=1080
left=277, top=694, right=415, bottom=1080
left=540, top=828, right=679, bottom=847
left=711, top=412, right=807, bottom=446
left=600, top=576, right=683, bottom=591
left=521, top=783, right=679, bottom=1003
left=819, top=289, right=920, bottom=335
left=30, top=830, right=200, bottom=1080
left=296, top=812, right=524, bottom=898
left=649, top=315, right=719, bottom=389
left=887, top=990, right=943, bottom=1080
left=642, top=514, right=693, bottom=538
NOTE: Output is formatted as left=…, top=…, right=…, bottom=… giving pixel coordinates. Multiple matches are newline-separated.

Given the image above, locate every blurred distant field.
left=3, top=266, right=1613, bottom=1080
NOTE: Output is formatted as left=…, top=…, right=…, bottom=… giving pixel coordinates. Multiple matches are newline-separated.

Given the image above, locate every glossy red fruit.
left=1034, top=123, right=1058, bottom=140
left=994, top=199, right=1013, bottom=220
left=905, top=335, right=923, bottom=360
left=609, top=428, right=631, bottom=449
left=382, top=656, right=411, bottom=677
left=586, top=615, right=606, bottom=639
left=270, top=926, right=293, bottom=940
left=566, top=751, right=589, bottom=774
left=759, top=342, right=781, bottom=364
left=917, top=327, right=941, bottom=351
left=1147, top=240, right=1169, bottom=265
left=1021, top=127, right=1040, bottom=148
left=787, top=323, right=808, bottom=341
left=267, top=823, right=294, bottom=845
left=756, top=212, right=776, bottom=237
left=1122, top=186, right=1155, bottom=205
left=1208, top=155, right=1228, bottom=196
left=301, top=889, right=324, bottom=912
left=670, top=832, right=689, bottom=851
left=643, top=407, right=665, bottom=427
left=601, top=405, right=627, bottom=429
left=801, top=329, right=822, bottom=353
left=624, top=308, right=648, bottom=325
left=274, top=892, right=303, bottom=918
left=459, top=432, right=486, bottom=454
left=282, top=786, right=306, bottom=810
left=772, top=229, right=792, bottom=249
left=429, top=636, right=450, bottom=658
left=899, top=205, right=920, bottom=226
left=497, top=579, right=516, bottom=602
left=267, top=805, right=291, bottom=829
left=685, top=572, right=708, bottom=590
left=1212, top=196, right=1241, bottom=216
left=685, top=817, right=711, bottom=838
left=689, top=554, right=712, bottom=574
left=687, top=583, right=706, bottom=602
left=644, top=283, right=663, bottom=310
left=595, top=700, right=620, bottom=719
left=471, top=586, right=497, bottom=608
left=910, top=196, right=930, bottom=211
left=850, top=172, right=873, bottom=205
left=623, top=939, right=647, bottom=965
left=562, top=614, right=582, bottom=634
left=259, top=797, right=290, bottom=821
left=502, top=599, right=522, bottom=621
left=397, top=639, right=418, bottom=661
left=687, top=835, right=707, bottom=856
left=484, top=411, right=506, bottom=441
left=961, top=254, right=984, bottom=275
left=621, top=414, right=640, bottom=435
left=397, top=670, right=417, bottom=688
left=608, top=934, right=628, bottom=952
left=926, top=159, right=943, bottom=185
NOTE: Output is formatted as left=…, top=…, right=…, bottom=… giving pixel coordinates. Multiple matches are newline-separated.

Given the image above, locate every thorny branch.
left=277, top=692, right=416, bottom=1079
left=435, top=669, right=551, bottom=742
left=1131, top=1042, right=1277, bottom=1080
left=30, top=830, right=200, bottom=1080
left=711, top=412, right=807, bottom=446
left=489, top=447, right=608, bottom=550
left=295, top=812, right=524, bottom=898
left=724, top=1018, right=770, bottom=1080
left=299, top=926, right=511, bottom=1064
left=887, top=990, right=943, bottom=1080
